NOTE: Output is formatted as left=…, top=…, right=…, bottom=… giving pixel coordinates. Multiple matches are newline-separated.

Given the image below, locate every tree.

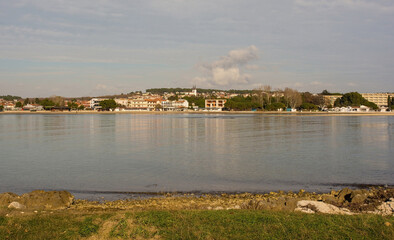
left=183, top=96, right=205, bottom=108
left=67, top=101, right=78, bottom=109
left=99, top=99, right=117, bottom=110
left=15, top=102, right=22, bottom=108
left=252, top=85, right=272, bottom=107
left=35, top=98, right=40, bottom=104
left=388, top=96, right=394, bottom=110
left=155, top=104, right=162, bottom=111
left=23, top=98, right=30, bottom=105
left=224, top=96, right=262, bottom=111
left=78, top=105, right=85, bottom=110
left=49, top=95, right=65, bottom=107
left=168, top=95, right=179, bottom=101
left=39, top=99, right=56, bottom=108
left=0, top=95, right=21, bottom=101
left=334, top=92, right=378, bottom=110
left=0, top=105, right=4, bottom=111
left=265, top=102, right=285, bottom=111
left=284, top=88, right=302, bottom=109
left=300, top=102, right=318, bottom=110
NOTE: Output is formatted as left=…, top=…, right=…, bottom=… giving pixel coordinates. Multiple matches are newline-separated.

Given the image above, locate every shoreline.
left=2, top=187, right=393, bottom=213
left=1, top=110, right=394, bottom=116
left=2, top=188, right=393, bottom=239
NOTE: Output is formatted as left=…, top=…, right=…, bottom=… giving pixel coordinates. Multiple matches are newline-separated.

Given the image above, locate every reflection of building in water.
left=205, top=99, right=227, bottom=111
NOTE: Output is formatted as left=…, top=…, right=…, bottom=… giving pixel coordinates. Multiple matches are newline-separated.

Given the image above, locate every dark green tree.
left=67, top=102, right=79, bottom=109
left=15, top=102, right=22, bottom=108
left=23, top=98, right=30, bottom=105
left=224, top=96, right=262, bottom=111
left=300, top=102, right=318, bottom=110
left=0, top=95, right=21, bottom=101
left=183, top=96, right=205, bottom=108
left=39, top=99, right=56, bottom=110
left=99, top=99, right=117, bottom=110
left=168, top=95, right=179, bottom=101
left=334, top=92, right=378, bottom=110
left=0, top=105, right=4, bottom=111
left=265, top=102, right=286, bottom=111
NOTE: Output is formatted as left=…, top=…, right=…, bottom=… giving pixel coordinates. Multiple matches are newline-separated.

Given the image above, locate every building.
left=114, top=98, right=129, bottom=107
left=161, top=99, right=189, bottom=111
left=205, top=99, right=227, bottom=111
left=322, top=95, right=342, bottom=106
left=89, top=98, right=105, bottom=110
left=191, top=85, right=197, bottom=96
left=126, top=98, right=164, bottom=111
left=361, top=93, right=392, bottom=108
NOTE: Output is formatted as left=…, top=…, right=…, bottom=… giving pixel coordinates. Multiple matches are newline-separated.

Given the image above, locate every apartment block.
left=205, top=99, right=227, bottom=111
left=361, top=93, right=392, bottom=107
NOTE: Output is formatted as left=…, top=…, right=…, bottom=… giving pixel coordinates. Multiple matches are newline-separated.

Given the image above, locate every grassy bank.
left=1, top=209, right=393, bottom=239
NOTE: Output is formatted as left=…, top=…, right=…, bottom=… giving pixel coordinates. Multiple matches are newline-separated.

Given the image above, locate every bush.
left=265, top=102, right=286, bottom=111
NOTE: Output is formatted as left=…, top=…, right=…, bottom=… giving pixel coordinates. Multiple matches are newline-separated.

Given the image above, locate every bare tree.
left=49, top=95, right=65, bottom=106
left=283, top=88, right=302, bottom=109
left=253, top=85, right=265, bottom=106
left=263, top=85, right=272, bottom=105
left=253, top=85, right=272, bottom=106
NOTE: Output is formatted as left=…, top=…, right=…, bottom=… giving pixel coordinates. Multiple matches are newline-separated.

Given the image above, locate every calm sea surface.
left=0, top=114, right=393, bottom=199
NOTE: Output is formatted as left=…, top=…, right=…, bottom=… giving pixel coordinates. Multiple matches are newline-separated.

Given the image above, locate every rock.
left=0, top=192, right=19, bottom=207
left=351, top=194, right=367, bottom=204
left=322, top=195, right=338, bottom=205
left=376, top=198, right=394, bottom=216
left=385, top=222, right=391, bottom=227
left=20, top=190, right=74, bottom=210
left=8, top=201, right=26, bottom=209
left=337, top=188, right=353, bottom=203
left=295, top=200, right=354, bottom=215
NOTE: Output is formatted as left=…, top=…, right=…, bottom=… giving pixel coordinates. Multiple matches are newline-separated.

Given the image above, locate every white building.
left=89, top=98, right=102, bottom=110
left=114, top=98, right=129, bottom=107
left=161, top=99, right=189, bottom=111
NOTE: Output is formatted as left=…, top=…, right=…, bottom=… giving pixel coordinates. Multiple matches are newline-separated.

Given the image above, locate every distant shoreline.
left=1, top=110, right=394, bottom=116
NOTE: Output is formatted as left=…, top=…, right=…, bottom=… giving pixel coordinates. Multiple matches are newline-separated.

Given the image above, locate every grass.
left=0, top=210, right=393, bottom=239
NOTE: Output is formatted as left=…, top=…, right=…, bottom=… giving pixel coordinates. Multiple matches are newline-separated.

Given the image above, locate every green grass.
left=78, top=216, right=99, bottom=237
left=131, top=210, right=394, bottom=240
left=0, top=210, right=393, bottom=239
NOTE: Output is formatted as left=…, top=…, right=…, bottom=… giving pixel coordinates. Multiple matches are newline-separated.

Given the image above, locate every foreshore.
left=1, top=110, right=394, bottom=116
left=1, top=188, right=393, bottom=239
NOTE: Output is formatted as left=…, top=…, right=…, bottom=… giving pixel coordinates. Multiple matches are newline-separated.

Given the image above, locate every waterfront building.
left=322, top=95, right=342, bottom=106
left=205, top=99, right=227, bottom=111
left=114, top=98, right=129, bottom=107
left=361, top=93, right=393, bottom=107
left=126, top=98, right=164, bottom=111
left=89, top=98, right=107, bottom=110
left=161, top=99, right=189, bottom=111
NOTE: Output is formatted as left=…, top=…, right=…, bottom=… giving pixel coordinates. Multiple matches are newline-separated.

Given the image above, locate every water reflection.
left=0, top=114, right=393, bottom=196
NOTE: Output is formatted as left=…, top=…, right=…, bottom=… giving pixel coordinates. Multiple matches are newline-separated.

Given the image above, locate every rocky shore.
left=1, top=188, right=393, bottom=216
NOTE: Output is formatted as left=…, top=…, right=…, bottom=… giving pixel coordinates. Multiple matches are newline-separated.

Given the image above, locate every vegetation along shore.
left=1, top=188, right=393, bottom=239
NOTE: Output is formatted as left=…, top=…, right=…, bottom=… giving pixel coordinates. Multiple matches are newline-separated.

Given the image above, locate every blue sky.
left=0, top=0, right=393, bottom=97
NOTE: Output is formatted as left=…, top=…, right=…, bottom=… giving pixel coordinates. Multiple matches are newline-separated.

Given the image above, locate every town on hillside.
left=1, top=87, right=394, bottom=113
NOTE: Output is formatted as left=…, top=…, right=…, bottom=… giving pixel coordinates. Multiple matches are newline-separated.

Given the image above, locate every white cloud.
left=194, top=45, right=258, bottom=87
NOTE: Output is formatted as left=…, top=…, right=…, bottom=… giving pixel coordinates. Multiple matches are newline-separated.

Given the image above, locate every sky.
left=0, top=0, right=393, bottom=97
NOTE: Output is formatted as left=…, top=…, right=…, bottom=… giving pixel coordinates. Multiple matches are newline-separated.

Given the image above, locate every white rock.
left=8, top=202, right=26, bottom=209
left=295, top=200, right=354, bottom=215
left=376, top=198, right=394, bottom=216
